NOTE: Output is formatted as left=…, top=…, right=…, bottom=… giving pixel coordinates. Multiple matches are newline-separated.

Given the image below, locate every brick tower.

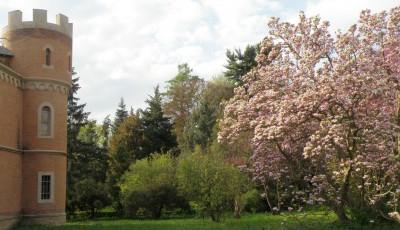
left=0, top=9, right=72, bottom=228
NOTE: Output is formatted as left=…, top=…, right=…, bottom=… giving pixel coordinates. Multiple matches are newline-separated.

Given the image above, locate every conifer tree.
left=113, top=98, right=129, bottom=133
left=224, top=45, right=259, bottom=85
left=67, top=73, right=90, bottom=213
left=67, top=74, right=90, bottom=153
left=101, top=115, right=112, bottom=148
left=141, top=86, right=177, bottom=155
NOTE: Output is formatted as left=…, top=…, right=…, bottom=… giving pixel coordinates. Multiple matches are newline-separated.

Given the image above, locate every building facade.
left=0, top=9, right=72, bottom=229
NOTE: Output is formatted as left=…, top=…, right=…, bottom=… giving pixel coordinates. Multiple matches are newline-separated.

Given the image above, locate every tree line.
left=67, top=6, right=400, bottom=225
left=66, top=43, right=259, bottom=220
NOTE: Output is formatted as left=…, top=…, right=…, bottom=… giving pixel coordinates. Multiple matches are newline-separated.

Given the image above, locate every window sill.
left=42, top=64, right=54, bottom=69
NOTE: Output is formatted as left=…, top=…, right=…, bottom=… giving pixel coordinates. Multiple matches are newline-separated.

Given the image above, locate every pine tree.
left=67, top=73, right=90, bottom=214
left=67, top=75, right=90, bottom=153
left=101, top=115, right=112, bottom=148
left=113, top=98, right=129, bottom=133
left=224, top=45, right=259, bottom=85
left=141, top=86, right=177, bottom=155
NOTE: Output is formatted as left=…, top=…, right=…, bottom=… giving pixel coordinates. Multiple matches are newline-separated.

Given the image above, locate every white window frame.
left=37, top=171, right=55, bottom=204
left=37, top=102, right=54, bottom=138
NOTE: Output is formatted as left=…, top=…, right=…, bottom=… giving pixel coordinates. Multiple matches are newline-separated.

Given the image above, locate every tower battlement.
left=5, top=9, right=73, bottom=38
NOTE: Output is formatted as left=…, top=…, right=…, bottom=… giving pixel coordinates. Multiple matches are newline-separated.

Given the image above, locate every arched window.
left=39, top=105, right=52, bottom=137
left=45, top=48, right=51, bottom=66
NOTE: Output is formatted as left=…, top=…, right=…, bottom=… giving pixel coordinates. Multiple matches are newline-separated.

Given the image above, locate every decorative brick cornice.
left=0, top=66, right=23, bottom=87
left=24, top=78, right=70, bottom=95
left=0, top=64, right=71, bottom=95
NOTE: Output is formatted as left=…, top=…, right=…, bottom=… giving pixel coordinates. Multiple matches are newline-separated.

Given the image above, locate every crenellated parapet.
left=4, top=9, right=73, bottom=38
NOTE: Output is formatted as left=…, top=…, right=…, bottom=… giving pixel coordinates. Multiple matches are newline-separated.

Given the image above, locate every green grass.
left=14, top=212, right=400, bottom=230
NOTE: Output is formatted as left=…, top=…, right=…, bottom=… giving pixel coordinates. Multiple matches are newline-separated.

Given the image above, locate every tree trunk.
left=234, top=197, right=241, bottom=219
left=335, top=166, right=352, bottom=223
left=334, top=206, right=349, bottom=223
left=90, top=207, right=95, bottom=219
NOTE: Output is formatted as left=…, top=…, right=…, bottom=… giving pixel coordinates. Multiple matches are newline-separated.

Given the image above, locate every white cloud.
left=304, top=0, right=399, bottom=31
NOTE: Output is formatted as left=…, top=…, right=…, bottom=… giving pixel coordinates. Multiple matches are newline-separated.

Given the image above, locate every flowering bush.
left=219, top=7, right=400, bottom=223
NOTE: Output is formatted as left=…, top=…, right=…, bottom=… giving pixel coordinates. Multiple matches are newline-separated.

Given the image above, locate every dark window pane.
left=41, top=175, right=51, bottom=200
left=45, top=48, right=51, bottom=66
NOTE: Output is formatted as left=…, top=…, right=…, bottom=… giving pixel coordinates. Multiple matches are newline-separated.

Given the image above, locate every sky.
left=0, top=0, right=398, bottom=121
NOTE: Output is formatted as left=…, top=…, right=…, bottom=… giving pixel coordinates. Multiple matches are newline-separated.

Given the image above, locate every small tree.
left=176, top=148, right=247, bottom=222
left=74, top=178, right=109, bottom=219
left=120, top=154, right=189, bottom=219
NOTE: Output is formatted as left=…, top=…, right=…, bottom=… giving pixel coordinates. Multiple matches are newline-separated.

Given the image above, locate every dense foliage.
left=163, top=63, right=205, bottom=148
left=177, top=148, right=249, bottom=222
left=224, top=45, right=259, bottom=85
left=182, top=77, right=234, bottom=151
left=140, top=86, right=178, bottom=155
left=66, top=6, right=400, bottom=227
left=67, top=75, right=110, bottom=216
left=219, top=8, right=400, bottom=223
left=121, top=154, right=189, bottom=219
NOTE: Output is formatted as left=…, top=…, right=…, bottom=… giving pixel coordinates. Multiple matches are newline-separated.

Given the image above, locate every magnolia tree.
left=219, top=7, right=400, bottom=223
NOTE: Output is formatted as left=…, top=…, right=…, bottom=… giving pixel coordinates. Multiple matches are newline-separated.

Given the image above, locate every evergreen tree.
left=113, top=98, right=129, bottom=133
left=224, top=45, right=259, bottom=85
left=67, top=73, right=90, bottom=214
left=67, top=75, right=90, bottom=154
left=107, top=115, right=144, bottom=214
left=141, top=86, right=177, bottom=155
left=72, top=120, right=110, bottom=217
left=183, top=76, right=234, bottom=150
left=67, top=73, right=110, bottom=216
left=101, top=115, right=112, bottom=149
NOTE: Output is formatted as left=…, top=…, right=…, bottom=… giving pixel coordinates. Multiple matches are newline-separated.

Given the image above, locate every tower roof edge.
left=4, top=9, right=73, bottom=38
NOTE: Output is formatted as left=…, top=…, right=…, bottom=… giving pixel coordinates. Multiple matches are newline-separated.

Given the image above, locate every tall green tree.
left=163, top=63, right=204, bottom=148
left=101, top=115, right=112, bottom=149
left=113, top=98, right=129, bottom=133
left=76, top=121, right=109, bottom=181
left=183, top=76, right=234, bottom=150
left=67, top=74, right=90, bottom=214
left=67, top=75, right=90, bottom=155
left=107, top=115, right=144, bottom=214
left=141, top=86, right=177, bottom=155
left=224, top=45, right=259, bottom=85
left=72, top=121, right=110, bottom=217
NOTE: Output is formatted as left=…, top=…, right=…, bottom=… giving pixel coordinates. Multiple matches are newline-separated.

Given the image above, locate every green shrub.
left=176, top=150, right=246, bottom=222
left=120, top=153, right=190, bottom=219
left=242, top=189, right=267, bottom=213
left=74, top=178, right=110, bottom=218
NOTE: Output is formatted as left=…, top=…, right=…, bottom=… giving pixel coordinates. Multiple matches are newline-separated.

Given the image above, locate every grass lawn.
left=14, top=212, right=400, bottom=230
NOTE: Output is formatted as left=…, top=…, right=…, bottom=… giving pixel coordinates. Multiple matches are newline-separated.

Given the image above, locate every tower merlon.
left=5, top=9, right=73, bottom=38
